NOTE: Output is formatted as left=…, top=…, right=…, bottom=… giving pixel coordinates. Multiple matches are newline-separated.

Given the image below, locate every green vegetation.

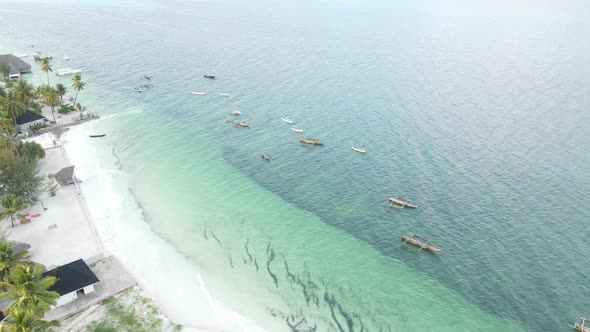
left=82, top=288, right=180, bottom=332
left=0, top=194, right=27, bottom=227
left=19, top=142, right=45, bottom=160
left=54, top=83, right=67, bottom=101
left=0, top=238, right=60, bottom=331
left=0, top=149, right=43, bottom=203
left=0, top=240, right=27, bottom=282
left=71, top=73, right=86, bottom=106
left=58, top=103, right=75, bottom=114
left=39, top=57, right=53, bottom=87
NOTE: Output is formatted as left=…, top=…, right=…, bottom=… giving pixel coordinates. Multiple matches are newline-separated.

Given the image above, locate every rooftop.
left=43, top=259, right=100, bottom=295
left=0, top=54, right=32, bottom=75
left=15, top=110, right=46, bottom=125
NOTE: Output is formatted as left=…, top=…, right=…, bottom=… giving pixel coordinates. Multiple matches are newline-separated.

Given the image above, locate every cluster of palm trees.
left=0, top=57, right=87, bottom=131
left=0, top=238, right=60, bottom=331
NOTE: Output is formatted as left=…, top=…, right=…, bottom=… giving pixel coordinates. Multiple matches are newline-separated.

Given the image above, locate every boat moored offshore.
left=291, top=127, right=304, bottom=133
left=56, top=68, right=82, bottom=76
left=351, top=146, right=366, bottom=153
left=281, top=117, right=293, bottom=124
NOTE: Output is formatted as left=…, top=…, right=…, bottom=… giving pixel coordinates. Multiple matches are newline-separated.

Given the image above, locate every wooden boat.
left=191, top=92, right=206, bottom=95
left=401, top=235, right=441, bottom=253
left=89, top=134, right=106, bottom=138
left=229, top=110, right=241, bottom=115
left=261, top=154, right=271, bottom=161
left=570, top=317, right=590, bottom=332
left=281, top=117, right=293, bottom=124
left=351, top=146, right=366, bottom=153
left=291, top=127, right=304, bottom=133
left=235, top=121, right=250, bottom=128
left=219, top=93, right=230, bottom=97
left=300, top=138, right=323, bottom=146
left=204, top=74, right=216, bottom=79
left=388, top=196, right=417, bottom=209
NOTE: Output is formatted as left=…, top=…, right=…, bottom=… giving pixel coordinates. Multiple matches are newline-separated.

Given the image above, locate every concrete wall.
left=56, top=292, right=77, bottom=307
left=83, top=284, right=95, bottom=294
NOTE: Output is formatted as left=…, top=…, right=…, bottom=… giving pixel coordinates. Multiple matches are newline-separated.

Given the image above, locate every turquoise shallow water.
left=1, top=0, right=590, bottom=330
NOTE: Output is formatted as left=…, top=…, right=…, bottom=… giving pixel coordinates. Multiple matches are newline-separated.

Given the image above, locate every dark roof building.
left=43, top=259, right=100, bottom=296
left=0, top=54, right=32, bottom=76
left=15, top=110, right=46, bottom=126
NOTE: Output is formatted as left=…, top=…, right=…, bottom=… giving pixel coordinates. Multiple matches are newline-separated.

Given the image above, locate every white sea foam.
left=60, top=120, right=268, bottom=332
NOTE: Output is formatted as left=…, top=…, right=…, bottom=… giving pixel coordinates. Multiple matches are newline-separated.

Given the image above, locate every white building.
left=42, top=259, right=100, bottom=307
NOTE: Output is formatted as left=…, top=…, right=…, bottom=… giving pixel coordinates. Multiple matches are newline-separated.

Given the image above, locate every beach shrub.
left=29, top=122, right=48, bottom=133
left=19, top=142, right=45, bottom=160
left=0, top=149, right=43, bottom=203
left=58, top=103, right=75, bottom=114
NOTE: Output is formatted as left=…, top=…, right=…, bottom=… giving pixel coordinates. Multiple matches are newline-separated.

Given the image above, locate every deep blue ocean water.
left=1, top=0, right=589, bottom=330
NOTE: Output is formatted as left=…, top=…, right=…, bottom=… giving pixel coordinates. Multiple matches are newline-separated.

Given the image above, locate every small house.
left=42, top=259, right=100, bottom=307
left=0, top=54, right=32, bottom=80
left=15, top=110, right=46, bottom=133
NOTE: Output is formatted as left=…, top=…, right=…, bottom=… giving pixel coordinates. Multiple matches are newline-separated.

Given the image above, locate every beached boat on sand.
left=229, top=110, right=241, bottom=115
left=388, top=196, right=417, bottom=209
left=291, top=127, right=304, bottom=133
left=351, top=146, right=366, bottom=153
left=300, top=138, right=322, bottom=146
left=281, top=117, right=293, bottom=124
left=235, top=121, right=250, bottom=128
left=191, top=92, right=206, bottom=95
left=89, top=134, right=106, bottom=138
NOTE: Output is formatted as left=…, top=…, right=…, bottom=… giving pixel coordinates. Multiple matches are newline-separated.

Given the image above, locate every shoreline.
left=53, top=124, right=270, bottom=331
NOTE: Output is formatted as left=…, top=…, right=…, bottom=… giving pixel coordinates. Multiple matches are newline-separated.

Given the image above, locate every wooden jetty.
left=570, top=317, right=590, bottom=332
left=401, top=235, right=441, bottom=254
left=388, top=196, right=417, bottom=209
left=300, top=138, right=323, bottom=146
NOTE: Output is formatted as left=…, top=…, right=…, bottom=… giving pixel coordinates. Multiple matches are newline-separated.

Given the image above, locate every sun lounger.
left=20, top=219, right=31, bottom=225
left=31, top=214, right=41, bottom=218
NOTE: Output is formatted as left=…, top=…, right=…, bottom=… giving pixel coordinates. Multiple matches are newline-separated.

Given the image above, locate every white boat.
left=351, top=146, right=366, bottom=153
left=229, top=110, right=241, bottom=115
left=191, top=92, right=206, bottom=95
left=63, top=56, right=70, bottom=60
left=56, top=68, right=82, bottom=76
left=281, top=117, right=293, bottom=124
left=13, top=53, right=28, bottom=58
left=291, top=127, right=304, bottom=133
left=219, top=93, right=230, bottom=97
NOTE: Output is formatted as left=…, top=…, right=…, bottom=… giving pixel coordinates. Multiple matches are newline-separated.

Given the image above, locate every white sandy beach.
left=16, top=125, right=268, bottom=332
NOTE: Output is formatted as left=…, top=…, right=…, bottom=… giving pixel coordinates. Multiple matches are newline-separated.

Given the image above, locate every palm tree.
left=0, top=91, right=26, bottom=126
left=0, top=194, right=27, bottom=228
left=70, top=74, right=86, bottom=106
left=53, top=83, right=67, bottom=102
left=0, top=263, right=58, bottom=314
left=0, top=241, right=27, bottom=283
left=40, top=89, right=60, bottom=124
left=0, top=304, right=59, bottom=332
left=0, top=114, right=19, bottom=156
left=39, top=58, right=52, bottom=87
left=13, top=80, right=35, bottom=108
left=74, top=103, right=87, bottom=119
